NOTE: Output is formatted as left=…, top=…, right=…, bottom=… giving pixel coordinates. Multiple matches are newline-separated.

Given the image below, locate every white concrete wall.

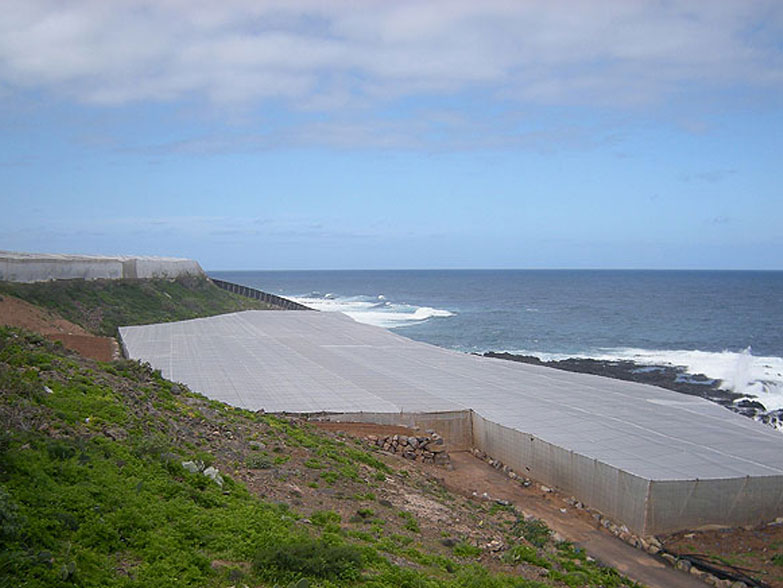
left=0, top=251, right=204, bottom=283
left=0, top=257, right=123, bottom=282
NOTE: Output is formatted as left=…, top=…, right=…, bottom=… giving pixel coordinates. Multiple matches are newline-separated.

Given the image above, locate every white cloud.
left=1, top=0, right=780, bottom=109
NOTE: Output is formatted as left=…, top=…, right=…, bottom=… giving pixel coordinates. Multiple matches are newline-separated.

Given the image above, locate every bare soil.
left=320, top=422, right=709, bottom=588
left=0, top=294, right=118, bottom=361
left=662, top=525, right=783, bottom=587
left=171, top=406, right=557, bottom=584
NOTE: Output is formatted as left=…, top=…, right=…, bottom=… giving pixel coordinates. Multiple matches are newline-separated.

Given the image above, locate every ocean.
left=209, top=270, right=783, bottom=411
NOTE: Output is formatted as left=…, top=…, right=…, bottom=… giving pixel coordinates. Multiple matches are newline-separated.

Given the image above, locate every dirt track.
left=319, top=421, right=706, bottom=588
left=440, top=451, right=706, bottom=588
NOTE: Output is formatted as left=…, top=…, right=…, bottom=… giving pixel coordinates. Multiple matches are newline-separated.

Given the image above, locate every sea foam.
left=525, top=347, right=783, bottom=411
left=291, top=292, right=454, bottom=329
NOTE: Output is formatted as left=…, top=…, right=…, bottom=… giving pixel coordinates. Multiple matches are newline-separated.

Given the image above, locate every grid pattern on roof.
left=119, top=310, right=783, bottom=482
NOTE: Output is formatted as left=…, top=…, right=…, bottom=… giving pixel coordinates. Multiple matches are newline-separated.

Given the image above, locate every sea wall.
left=211, top=278, right=313, bottom=311
left=0, top=251, right=205, bottom=283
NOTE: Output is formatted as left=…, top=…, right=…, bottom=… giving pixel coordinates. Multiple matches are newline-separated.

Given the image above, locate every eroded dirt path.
left=318, top=421, right=707, bottom=588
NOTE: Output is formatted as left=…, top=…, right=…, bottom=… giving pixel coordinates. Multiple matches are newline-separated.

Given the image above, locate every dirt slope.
left=0, top=293, right=118, bottom=361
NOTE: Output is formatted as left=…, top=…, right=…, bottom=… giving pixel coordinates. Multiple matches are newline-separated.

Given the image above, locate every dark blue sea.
left=209, top=270, right=783, bottom=410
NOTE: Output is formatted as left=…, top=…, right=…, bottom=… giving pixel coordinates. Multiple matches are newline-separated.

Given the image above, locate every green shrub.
left=320, top=471, right=339, bottom=485
left=254, top=537, right=363, bottom=582
left=513, top=518, right=551, bottom=548
left=246, top=455, right=273, bottom=469
left=0, top=487, right=24, bottom=541
left=399, top=510, right=420, bottom=533
left=453, top=541, right=483, bottom=558
left=310, top=510, right=341, bottom=532
left=356, top=508, right=374, bottom=519
left=502, top=544, right=551, bottom=569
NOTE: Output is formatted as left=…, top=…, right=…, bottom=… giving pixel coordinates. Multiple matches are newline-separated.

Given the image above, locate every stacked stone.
left=365, top=431, right=450, bottom=466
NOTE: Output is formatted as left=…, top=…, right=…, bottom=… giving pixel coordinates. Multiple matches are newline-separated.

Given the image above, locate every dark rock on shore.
left=482, top=351, right=741, bottom=403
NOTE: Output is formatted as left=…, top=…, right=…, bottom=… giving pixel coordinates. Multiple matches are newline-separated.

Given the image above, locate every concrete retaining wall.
left=0, top=251, right=204, bottom=283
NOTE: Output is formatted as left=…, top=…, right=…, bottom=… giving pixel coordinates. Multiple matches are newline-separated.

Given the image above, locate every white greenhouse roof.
left=119, top=310, right=783, bottom=482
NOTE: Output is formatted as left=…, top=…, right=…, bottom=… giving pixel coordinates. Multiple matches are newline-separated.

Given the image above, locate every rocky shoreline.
left=482, top=351, right=783, bottom=432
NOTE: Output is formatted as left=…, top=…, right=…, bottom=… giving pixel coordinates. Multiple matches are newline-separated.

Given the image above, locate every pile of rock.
left=365, top=432, right=450, bottom=466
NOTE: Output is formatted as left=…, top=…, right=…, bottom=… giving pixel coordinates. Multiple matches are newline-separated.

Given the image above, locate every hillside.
left=2, top=278, right=779, bottom=587
left=0, top=276, right=279, bottom=337
left=0, top=327, right=641, bottom=588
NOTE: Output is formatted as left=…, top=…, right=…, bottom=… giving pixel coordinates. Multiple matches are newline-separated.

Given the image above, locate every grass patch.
left=513, top=518, right=552, bottom=548
left=254, top=537, right=364, bottom=583
left=453, top=541, right=483, bottom=559
left=399, top=510, right=421, bottom=533
left=246, top=455, right=273, bottom=469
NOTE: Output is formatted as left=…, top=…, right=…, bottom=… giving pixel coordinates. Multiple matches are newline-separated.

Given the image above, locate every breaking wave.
left=519, top=347, right=783, bottom=411
left=291, top=292, right=454, bottom=329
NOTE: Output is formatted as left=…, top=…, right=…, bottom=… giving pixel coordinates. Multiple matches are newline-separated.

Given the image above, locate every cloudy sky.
left=1, top=0, right=781, bottom=269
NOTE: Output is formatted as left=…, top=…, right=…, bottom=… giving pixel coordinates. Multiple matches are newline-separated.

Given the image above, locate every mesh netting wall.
left=472, top=412, right=651, bottom=534
left=473, top=412, right=783, bottom=535
left=648, top=475, right=783, bottom=534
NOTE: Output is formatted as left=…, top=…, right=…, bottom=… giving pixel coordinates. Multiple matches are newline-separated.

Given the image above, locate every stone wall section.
left=365, top=431, right=452, bottom=467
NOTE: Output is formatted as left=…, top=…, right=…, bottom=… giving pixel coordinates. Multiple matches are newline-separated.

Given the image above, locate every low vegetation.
left=0, top=276, right=277, bottom=337
left=0, top=327, right=643, bottom=587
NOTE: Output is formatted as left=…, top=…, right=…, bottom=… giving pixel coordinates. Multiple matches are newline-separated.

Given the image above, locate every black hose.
left=660, top=548, right=772, bottom=588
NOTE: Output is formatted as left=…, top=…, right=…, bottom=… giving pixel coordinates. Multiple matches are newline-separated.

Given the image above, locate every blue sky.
left=1, top=1, right=782, bottom=270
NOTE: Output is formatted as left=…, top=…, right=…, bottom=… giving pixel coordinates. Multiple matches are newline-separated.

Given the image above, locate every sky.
left=1, top=1, right=782, bottom=270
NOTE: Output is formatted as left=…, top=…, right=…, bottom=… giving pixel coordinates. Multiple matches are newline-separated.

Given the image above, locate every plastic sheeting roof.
left=119, top=310, right=783, bottom=481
